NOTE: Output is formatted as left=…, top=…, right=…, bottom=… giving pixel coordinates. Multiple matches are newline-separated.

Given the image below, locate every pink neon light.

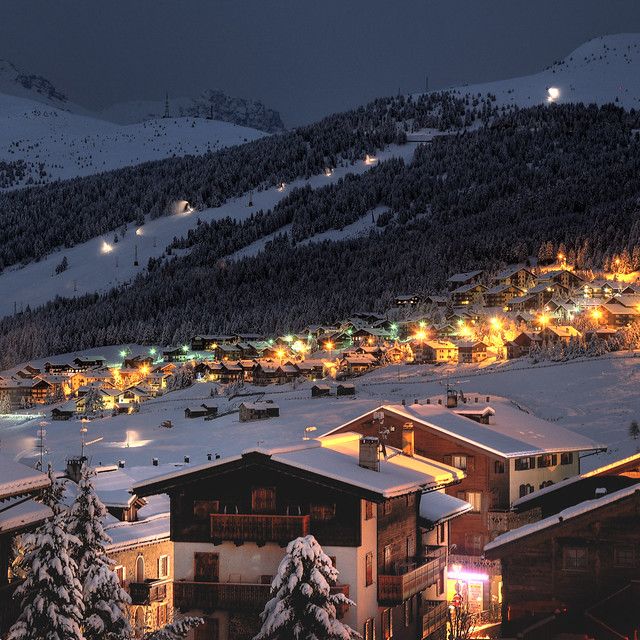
left=447, top=570, right=489, bottom=581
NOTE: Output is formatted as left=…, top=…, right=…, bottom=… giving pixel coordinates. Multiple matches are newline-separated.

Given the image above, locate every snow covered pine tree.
left=68, top=463, right=132, bottom=640
left=142, top=616, right=203, bottom=640
left=8, top=475, right=84, bottom=640
left=254, top=535, right=360, bottom=640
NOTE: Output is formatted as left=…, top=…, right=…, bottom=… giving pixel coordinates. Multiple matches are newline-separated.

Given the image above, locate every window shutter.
left=466, top=456, right=475, bottom=472
left=443, top=454, right=452, bottom=465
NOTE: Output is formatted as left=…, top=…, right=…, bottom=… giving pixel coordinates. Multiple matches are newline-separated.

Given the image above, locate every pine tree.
left=8, top=500, right=84, bottom=640
left=629, top=420, right=640, bottom=440
left=254, top=535, right=359, bottom=640
left=82, top=387, right=105, bottom=416
left=40, top=463, right=66, bottom=515
left=68, top=464, right=132, bottom=640
left=142, top=617, right=203, bottom=640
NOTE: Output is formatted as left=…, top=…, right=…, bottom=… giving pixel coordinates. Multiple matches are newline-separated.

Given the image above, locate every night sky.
left=3, top=0, right=640, bottom=125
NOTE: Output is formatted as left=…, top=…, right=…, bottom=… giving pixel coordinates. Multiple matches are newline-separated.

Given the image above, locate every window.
left=614, top=545, right=636, bottom=567
left=156, top=603, right=167, bottom=627
left=310, top=503, right=336, bottom=521
left=251, top=487, right=276, bottom=514
left=158, top=555, right=169, bottom=579
left=515, top=457, right=536, bottom=471
left=451, top=455, right=467, bottom=470
left=365, top=552, right=373, bottom=586
left=194, top=552, right=219, bottom=582
left=193, top=500, right=219, bottom=521
left=363, top=618, right=375, bottom=640
left=365, top=500, right=375, bottom=520
left=519, top=483, right=534, bottom=498
left=403, top=598, right=414, bottom=627
left=406, top=535, right=415, bottom=560
left=563, top=547, right=588, bottom=571
left=466, top=491, right=482, bottom=513
left=383, top=500, right=392, bottom=516
left=438, top=522, right=446, bottom=545
left=382, top=608, right=393, bottom=640
left=537, top=454, right=558, bottom=468
left=383, top=545, right=393, bottom=573
left=406, top=493, right=415, bottom=507
left=494, top=460, right=505, bottom=474
left=114, top=565, right=125, bottom=585
left=437, top=569, right=445, bottom=596
left=540, top=480, right=554, bottom=490
left=561, top=452, right=574, bottom=465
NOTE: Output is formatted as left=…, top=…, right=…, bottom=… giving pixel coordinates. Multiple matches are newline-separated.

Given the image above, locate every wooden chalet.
left=483, top=284, right=523, bottom=308
left=537, top=269, right=585, bottom=291
left=455, top=340, right=488, bottom=364
left=132, top=432, right=469, bottom=640
left=451, top=283, right=486, bottom=306
left=238, top=401, right=280, bottom=421
left=446, top=270, right=484, bottom=292
left=491, top=266, right=536, bottom=290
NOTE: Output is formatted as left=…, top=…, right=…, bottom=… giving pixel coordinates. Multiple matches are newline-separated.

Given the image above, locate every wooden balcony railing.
left=422, top=600, right=448, bottom=639
left=0, top=582, right=22, bottom=635
left=378, top=547, right=446, bottom=605
left=128, top=579, right=168, bottom=605
left=487, top=508, right=541, bottom=534
left=210, top=513, right=310, bottom=544
left=174, top=580, right=349, bottom=616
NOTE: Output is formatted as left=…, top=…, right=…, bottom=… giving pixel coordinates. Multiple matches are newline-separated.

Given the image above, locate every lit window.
left=560, top=452, right=574, bottom=465
left=494, top=460, right=505, bottom=474
left=563, top=547, right=588, bottom=571
left=515, top=457, right=536, bottom=471
left=365, top=552, right=373, bottom=586
left=451, top=455, right=467, bottom=470
left=365, top=500, right=375, bottom=520
left=114, top=565, right=126, bottom=585
left=363, top=618, right=375, bottom=640
left=382, top=608, right=393, bottom=640
left=466, top=491, right=482, bottom=512
left=537, top=454, right=558, bottom=468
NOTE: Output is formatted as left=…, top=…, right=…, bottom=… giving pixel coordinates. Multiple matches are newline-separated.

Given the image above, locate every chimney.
left=401, top=398, right=406, bottom=406
left=118, top=460, right=126, bottom=468
left=446, top=389, right=458, bottom=408
left=426, top=398, right=431, bottom=404
left=414, top=399, right=419, bottom=405
left=152, top=457, right=159, bottom=466
left=359, top=436, right=380, bottom=471
left=207, top=453, right=212, bottom=461
left=402, top=422, right=415, bottom=457
left=184, top=455, right=190, bottom=464
left=595, top=487, right=607, bottom=498
left=65, top=456, right=87, bottom=484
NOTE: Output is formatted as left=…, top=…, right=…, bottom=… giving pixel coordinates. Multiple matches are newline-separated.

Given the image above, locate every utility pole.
left=425, top=75, right=429, bottom=93
left=36, top=421, right=47, bottom=470
left=163, top=92, right=170, bottom=119
left=134, top=244, right=139, bottom=267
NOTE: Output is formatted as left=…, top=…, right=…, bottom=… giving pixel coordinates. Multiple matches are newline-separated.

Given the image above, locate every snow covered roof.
left=447, top=270, right=483, bottom=283
left=485, top=484, right=640, bottom=553
left=494, top=266, right=532, bottom=280
left=133, top=432, right=464, bottom=500
left=353, top=400, right=604, bottom=458
left=601, top=303, right=640, bottom=315
left=0, top=497, right=52, bottom=533
left=485, top=283, right=523, bottom=294
left=105, top=513, right=170, bottom=552
left=451, top=283, right=486, bottom=294
left=0, top=454, right=50, bottom=499
left=419, top=490, right=472, bottom=526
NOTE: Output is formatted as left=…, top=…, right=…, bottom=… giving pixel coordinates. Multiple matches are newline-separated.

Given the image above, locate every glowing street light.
left=324, top=341, right=335, bottom=351
left=101, top=240, right=113, bottom=254
left=547, top=87, right=560, bottom=102
left=591, top=309, right=602, bottom=321
left=413, top=329, right=427, bottom=342
left=490, top=317, right=502, bottom=330
left=149, top=347, right=156, bottom=356
left=181, top=345, right=189, bottom=353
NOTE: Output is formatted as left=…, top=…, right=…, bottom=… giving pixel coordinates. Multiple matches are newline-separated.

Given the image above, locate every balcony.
left=487, top=508, right=541, bottom=534
left=378, top=546, right=446, bottom=605
left=174, top=581, right=349, bottom=616
left=210, top=513, right=310, bottom=545
left=422, top=600, right=448, bottom=639
left=128, top=579, right=168, bottom=605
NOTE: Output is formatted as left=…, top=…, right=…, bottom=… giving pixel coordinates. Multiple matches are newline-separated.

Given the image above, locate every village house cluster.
left=1, top=383, right=617, bottom=640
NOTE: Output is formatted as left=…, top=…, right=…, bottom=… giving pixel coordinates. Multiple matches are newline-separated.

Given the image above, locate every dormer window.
left=252, top=487, right=276, bottom=514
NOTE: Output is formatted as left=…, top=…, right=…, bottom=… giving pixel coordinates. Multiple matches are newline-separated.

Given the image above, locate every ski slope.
left=0, top=91, right=266, bottom=189
left=436, top=33, right=640, bottom=110
left=0, top=351, right=638, bottom=475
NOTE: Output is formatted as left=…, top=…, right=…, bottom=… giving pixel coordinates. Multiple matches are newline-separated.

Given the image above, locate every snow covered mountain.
left=438, top=33, right=640, bottom=110
left=99, top=89, right=284, bottom=132
left=0, top=59, right=70, bottom=109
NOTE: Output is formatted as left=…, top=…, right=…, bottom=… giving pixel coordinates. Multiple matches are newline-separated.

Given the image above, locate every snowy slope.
left=0, top=140, right=419, bottom=318
left=439, top=33, right=640, bottom=110
left=0, top=91, right=266, bottom=189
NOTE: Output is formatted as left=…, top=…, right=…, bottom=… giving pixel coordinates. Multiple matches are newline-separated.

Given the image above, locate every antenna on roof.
left=163, top=92, right=170, bottom=119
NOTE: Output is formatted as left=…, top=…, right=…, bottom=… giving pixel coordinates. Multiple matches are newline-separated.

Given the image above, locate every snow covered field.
left=1, top=352, right=638, bottom=476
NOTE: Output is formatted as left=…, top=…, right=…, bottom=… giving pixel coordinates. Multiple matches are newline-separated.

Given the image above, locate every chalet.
left=446, top=270, right=484, bottom=291
left=456, top=340, right=488, bottom=364
left=326, top=397, right=603, bottom=612
left=451, top=283, right=486, bottom=306
left=253, top=362, right=299, bottom=385
left=162, top=347, right=190, bottom=362
left=132, top=432, right=469, bottom=640
left=492, top=266, right=536, bottom=290
left=43, top=361, right=76, bottom=374
left=51, top=401, right=77, bottom=420
left=483, top=284, right=523, bottom=308
left=583, top=279, right=625, bottom=299
left=0, top=456, right=51, bottom=636
left=185, top=404, right=219, bottom=419
left=190, top=335, right=235, bottom=351
left=117, top=386, right=150, bottom=405
left=73, top=355, right=107, bottom=370
left=539, top=325, right=581, bottom=344
left=414, top=340, right=458, bottom=364
left=523, top=282, right=569, bottom=308
left=506, top=332, right=542, bottom=359
left=238, top=401, right=280, bottom=421
left=537, top=269, right=585, bottom=291
left=597, top=303, right=640, bottom=327
left=75, top=387, right=120, bottom=413
left=485, top=480, right=640, bottom=639
left=67, top=368, right=114, bottom=392
left=394, top=293, right=421, bottom=307
left=350, top=327, right=392, bottom=345
left=311, top=384, right=331, bottom=398
left=339, top=354, right=377, bottom=376
left=337, top=383, right=356, bottom=397
left=604, top=293, right=640, bottom=308
left=422, top=295, right=448, bottom=307
left=296, top=359, right=326, bottom=381
left=0, top=377, right=53, bottom=408
left=123, top=355, right=155, bottom=370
